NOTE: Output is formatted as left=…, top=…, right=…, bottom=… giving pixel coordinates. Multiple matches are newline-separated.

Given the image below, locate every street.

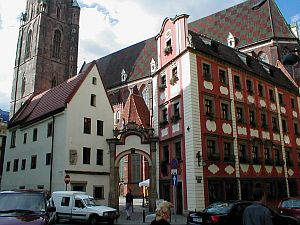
left=56, top=197, right=187, bottom=225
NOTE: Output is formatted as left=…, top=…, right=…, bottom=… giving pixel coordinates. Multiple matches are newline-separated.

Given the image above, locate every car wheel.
left=108, top=219, right=114, bottom=224
left=89, top=215, right=99, bottom=225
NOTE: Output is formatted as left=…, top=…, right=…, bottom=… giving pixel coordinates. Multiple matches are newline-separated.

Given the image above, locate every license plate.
left=193, top=217, right=202, bottom=222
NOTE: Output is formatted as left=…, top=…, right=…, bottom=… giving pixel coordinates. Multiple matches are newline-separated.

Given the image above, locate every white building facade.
left=2, top=63, right=114, bottom=205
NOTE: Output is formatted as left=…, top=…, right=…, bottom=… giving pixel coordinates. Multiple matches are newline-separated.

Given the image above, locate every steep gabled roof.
left=121, top=88, right=150, bottom=128
left=9, top=62, right=95, bottom=128
left=188, top=0, right=297, bottom=48
left=188, top=30, right=298, bottom=92
left=95, top=37, right=157, bottom=90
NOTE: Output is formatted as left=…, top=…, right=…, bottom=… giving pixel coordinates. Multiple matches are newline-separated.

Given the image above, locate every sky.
left=0, top=0, right=299, bottom=111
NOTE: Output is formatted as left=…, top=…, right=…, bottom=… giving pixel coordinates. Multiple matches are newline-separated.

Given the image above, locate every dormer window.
left=150, top=58, right=157, bottom=74
left=258, top=52, right=269, bottom=64
left=121, top=69, right=127, bottom=82
left=164, top=39, right=172, bottom=55
left=227, top=32, right=236, bottom=48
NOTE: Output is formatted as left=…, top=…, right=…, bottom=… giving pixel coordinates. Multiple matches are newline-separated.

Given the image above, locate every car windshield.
left=203, top=202, right=234, bottom=214
left=0, top=192, right=46, bottom=213
left=281, top=199, right=300, bottom=208
left=83, top=197, right=98, bottom=206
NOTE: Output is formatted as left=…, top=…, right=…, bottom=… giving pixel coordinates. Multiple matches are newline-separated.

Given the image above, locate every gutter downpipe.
left=49, top=115, right=55, bottom=193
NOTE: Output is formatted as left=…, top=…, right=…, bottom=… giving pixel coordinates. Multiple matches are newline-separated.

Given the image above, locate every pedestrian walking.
left=150, top=201, right=173, bottom=225
left=125, top=189, right=134, bottom=220
left=243, top=188, right=273, bottom=225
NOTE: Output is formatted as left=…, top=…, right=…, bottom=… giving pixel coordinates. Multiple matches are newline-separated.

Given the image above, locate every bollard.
left=143, top=209, right=146, bottom=223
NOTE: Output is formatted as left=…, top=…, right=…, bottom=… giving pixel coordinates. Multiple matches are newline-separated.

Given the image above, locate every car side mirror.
left=47, top=206, right=56, bottom=213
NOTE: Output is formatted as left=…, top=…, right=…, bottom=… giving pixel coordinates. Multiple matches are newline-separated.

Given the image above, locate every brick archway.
left=107, top=122, right=158, bottom=212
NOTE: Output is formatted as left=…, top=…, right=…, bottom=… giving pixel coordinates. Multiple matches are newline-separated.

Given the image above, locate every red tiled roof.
left=9, top=62, right=95, bottom=128
left=122, top=91, right=150, bottom=128
left=188, top=0, right=296, bottom=48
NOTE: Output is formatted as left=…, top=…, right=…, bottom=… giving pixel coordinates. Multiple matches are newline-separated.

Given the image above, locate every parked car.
left=51, top=191, right=119, bottom=225
left=0, top=190, right=56, bottom=225
left=278, top=198, right=300, bottom=221
left=187, top=200, right=299, bottom=225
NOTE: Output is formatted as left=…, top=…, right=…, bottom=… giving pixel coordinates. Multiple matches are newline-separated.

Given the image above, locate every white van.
left=51, top=191, right=119, bottom=225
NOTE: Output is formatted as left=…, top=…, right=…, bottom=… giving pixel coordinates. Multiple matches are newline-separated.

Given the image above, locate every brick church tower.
left=10, top=0, right=80, bottom=116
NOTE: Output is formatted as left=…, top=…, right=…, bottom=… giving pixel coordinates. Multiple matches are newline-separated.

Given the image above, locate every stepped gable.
left=188, top=0, right=296, bottom=48
left=9, top=62, right=95, bottom=128
left=189, top=30, right=298, bottom=92
left=95, top=37, right=157, bottom=89
left=122, top=86, right=150, bottom=128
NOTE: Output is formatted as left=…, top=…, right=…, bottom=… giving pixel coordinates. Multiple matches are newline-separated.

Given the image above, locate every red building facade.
left=153, top=14, right=300, bottom=213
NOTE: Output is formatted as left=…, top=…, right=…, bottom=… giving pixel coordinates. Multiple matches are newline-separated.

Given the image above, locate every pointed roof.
left=121, top=87, right=150, bottom=128
left=188, top=0, right=297, bottom=48
left=9, top=62, right=96, bottom=128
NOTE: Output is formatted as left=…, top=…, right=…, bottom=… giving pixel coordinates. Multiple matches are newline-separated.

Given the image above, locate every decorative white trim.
left=275, top=166, right=283, bottom=174
left=206, top=120, right=217, bottom=132
left=273, top=133, right=280, bottom=141
left=280, top=106, right=286, bottom=114
left=240, top=164, right=249, bottom=172
left=247, top=96, right=254, bottom=104
left=161, top=127, right=168, bottom=137
left=288, top=169, right=294, bottom=176
left=237, top=126, right=247, bottom=135
left=225, top=165, right=235, bottom=175
left=270, top=103, right=276, bottom=111
left=284, top=135, right=290, bottom=144
left=262, top=131, right=270, bottom=140
left=208, top=164, right=219, bottom=174
left=204, top=80, right=213, bottom=90
left=293, top=110, right=298, bottom=118
left=172, top=123, right=180, bottom=133
left=296, top=138, right=300, bottom=146
left=253, top=165, right=261, bottom=173
left=265, top=166, right=272, bottom=174
left=250, top=129, right=259, bottom=137
left=259, top=99, right=266, bottom=108
left=222, top=123, right=232, bottom=134
left=220, top=86, right=229, bottom=95
left=235, top=91, right=243, bottom=100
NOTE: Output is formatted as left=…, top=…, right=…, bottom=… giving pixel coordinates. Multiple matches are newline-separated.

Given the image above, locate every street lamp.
left=282, top=49, right=300, bottom=66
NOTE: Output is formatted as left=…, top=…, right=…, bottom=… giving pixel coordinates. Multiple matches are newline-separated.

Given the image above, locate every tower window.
left=25, top=30, right=32, bottom=58
left=56, top=7, right=61, bottom=19
left=52, top=30, right=61, bottom=58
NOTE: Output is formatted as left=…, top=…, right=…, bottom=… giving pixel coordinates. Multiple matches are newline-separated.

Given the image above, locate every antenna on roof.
left=252, top=0, right=267, bottom=10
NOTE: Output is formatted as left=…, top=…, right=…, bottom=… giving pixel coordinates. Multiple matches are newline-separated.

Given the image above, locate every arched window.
left=56, top=7, right=61, bottom=19
left=51, top=77, right=57, bottom=87
left=142, top=86, right=149, bottom=107
left=21, top=75, right=26, bottom=97
left=52, top=30, right=61, bottom=58
left=25, top=30, right=32, bottom=58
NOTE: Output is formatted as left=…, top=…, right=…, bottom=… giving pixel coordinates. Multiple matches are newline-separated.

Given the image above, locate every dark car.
left=187, top=200, right=299, bottom=225
left=278, top=198, right=300, bottom=221
left=0, top=190, right=56, bottom=225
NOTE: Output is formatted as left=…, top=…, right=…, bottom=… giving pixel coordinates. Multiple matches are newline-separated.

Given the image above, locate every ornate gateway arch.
left=107, top=122, right=158, bottom=212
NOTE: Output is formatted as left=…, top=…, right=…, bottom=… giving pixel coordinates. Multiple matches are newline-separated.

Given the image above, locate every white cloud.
left=291, top=13, right=300, bottom=23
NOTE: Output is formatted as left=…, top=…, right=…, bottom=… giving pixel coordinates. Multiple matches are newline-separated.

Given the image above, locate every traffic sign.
left=171, top=159, right=178, bottom=169
left=64, top=174, right=70, bottom=184
left=171, top=174, right=178, bottom=186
